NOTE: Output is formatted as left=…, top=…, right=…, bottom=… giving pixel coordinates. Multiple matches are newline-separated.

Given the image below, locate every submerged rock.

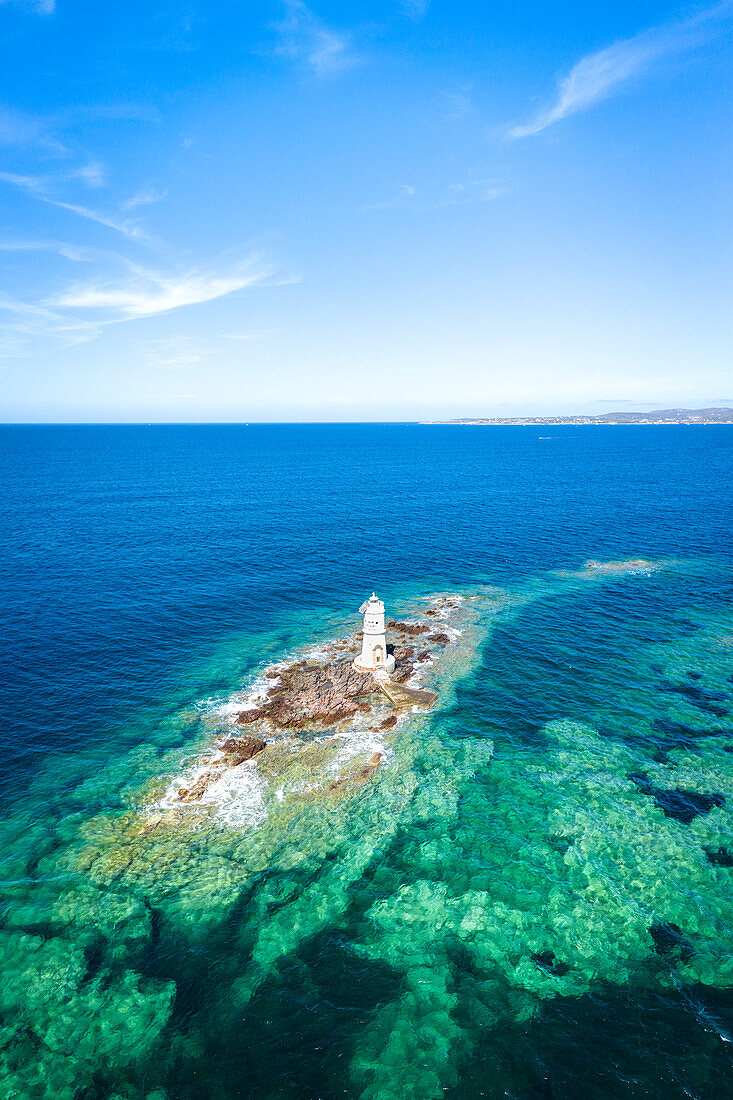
left=658, top=679, right=729, bottom=718
left=370, top=715, right=398, bottom=732
left=583, top=558, right=658, bottom=574
left=650, top=921, right=693, bottom=962
left=704, top=845, right=733, bottom=867
left=629, top=772, right=725, bottom=824
left=177, top=771, right=223, bottom=803
left=325, top=752, right=383, bottom=795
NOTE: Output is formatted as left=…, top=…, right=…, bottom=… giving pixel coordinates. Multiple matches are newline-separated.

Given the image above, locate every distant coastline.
left=424, top=407, right=733, bottom=426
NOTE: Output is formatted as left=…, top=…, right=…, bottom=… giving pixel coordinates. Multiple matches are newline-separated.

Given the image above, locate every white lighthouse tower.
left=354, top=593, right=395, bottom=677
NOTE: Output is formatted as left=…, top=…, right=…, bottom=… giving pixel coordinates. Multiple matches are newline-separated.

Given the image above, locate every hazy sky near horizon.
left=0, top=0, right=731, bottom=421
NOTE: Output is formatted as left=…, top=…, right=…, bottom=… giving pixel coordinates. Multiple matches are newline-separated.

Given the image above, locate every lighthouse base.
left=353, top=654, right=395, bottom=677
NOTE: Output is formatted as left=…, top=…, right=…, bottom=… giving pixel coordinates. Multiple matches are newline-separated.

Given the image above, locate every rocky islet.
left=172, top=601, right=460, bottom=807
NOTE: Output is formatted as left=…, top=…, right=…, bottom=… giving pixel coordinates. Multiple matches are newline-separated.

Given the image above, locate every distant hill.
left=430, top=408, right=733, bottom=426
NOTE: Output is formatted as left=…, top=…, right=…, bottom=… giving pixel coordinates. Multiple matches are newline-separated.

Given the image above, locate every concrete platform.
left=376, top=679, right=438, bottom=710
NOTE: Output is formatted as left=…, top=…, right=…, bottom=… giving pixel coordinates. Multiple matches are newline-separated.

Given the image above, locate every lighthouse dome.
left=359, top=592, right=384, bottom=615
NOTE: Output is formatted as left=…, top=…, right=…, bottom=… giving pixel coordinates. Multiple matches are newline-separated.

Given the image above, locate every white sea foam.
left=155, top=752, right=267, bottom=829
left=198, top=761, right=267, bottom=828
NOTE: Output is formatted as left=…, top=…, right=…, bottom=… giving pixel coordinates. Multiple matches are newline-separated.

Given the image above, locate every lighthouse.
left=354, top=593, right=395, bottom=676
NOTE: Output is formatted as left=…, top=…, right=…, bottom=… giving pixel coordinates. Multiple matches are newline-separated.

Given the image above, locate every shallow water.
left=1, top=424, right=732, bottom=1098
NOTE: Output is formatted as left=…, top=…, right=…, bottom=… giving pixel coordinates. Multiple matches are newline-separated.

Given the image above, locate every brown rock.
left=428, top=632, right=450, bottom=644
left=417, top=649, right=431, bottom=662
left=387, top=620, right=430, bottom=635
left=236, top=659, right=378, bottom=732
left=220, top=736, right=266, bottom=761
left=235, top=707, right=267, bottom=725
left=177, top=770, right=221, bottom=803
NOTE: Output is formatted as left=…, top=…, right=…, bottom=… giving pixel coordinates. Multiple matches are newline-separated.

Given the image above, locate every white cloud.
left=272, top=1, right=356, bottom=75
left=509, top=1, right=733, bottom=139
left=50, top=257, right=279, bottom=319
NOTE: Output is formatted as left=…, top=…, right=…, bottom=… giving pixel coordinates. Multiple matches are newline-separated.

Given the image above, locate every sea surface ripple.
left=1, top=424, right=732, bottom=1099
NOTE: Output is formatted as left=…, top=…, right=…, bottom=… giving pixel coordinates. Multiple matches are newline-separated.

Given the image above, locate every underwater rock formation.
left=10, top=564, right=733, bottom=1098
left=582, top=558, right=658, bottom=574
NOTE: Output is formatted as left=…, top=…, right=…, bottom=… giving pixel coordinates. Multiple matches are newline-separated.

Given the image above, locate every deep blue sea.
left=1, top=423, right=732, bottom=1099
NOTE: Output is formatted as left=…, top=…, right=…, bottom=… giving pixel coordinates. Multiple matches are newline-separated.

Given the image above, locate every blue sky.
left=0, top=0, right=731, bottom=421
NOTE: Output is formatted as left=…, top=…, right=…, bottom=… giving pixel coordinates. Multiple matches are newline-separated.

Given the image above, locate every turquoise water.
left=1, top=425, right=732, bottom=1098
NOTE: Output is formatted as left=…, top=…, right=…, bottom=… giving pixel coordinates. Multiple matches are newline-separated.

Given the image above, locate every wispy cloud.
left=1, top=255, right=286, bottom=359
left=0, top=0, right=55, bottom=14
left=141, top=330, right=265, bottom=369
left=121, top=186, right=167, bottom=210
left=142, top=336, right=210, bottom=369
left=439, top=89, right=476, bottom=122
left=509, top=1, right=733, bottom=139
left=0, top=239, right=100, bottom=261
left=365, top=179, right=505, bottom=212
left=0, top=106, right=65, bottom=151
left=46, top=198, right=155, bottom=244
left=272, top=1, right=356, bottom=75
left=0, top=296, right=102, bottom=358
left=400, top=0, right=430, bottom=22
left=0, top=170, right=157, bottom=244
left=70, top=160, right=107, bottom=188
left=49, top=256, right=280, bottom=320
left=0, top=169, right=47, bottom=193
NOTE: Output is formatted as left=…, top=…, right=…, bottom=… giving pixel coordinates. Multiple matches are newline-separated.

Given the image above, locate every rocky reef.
left=170, top=600, right=460, bottom=808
